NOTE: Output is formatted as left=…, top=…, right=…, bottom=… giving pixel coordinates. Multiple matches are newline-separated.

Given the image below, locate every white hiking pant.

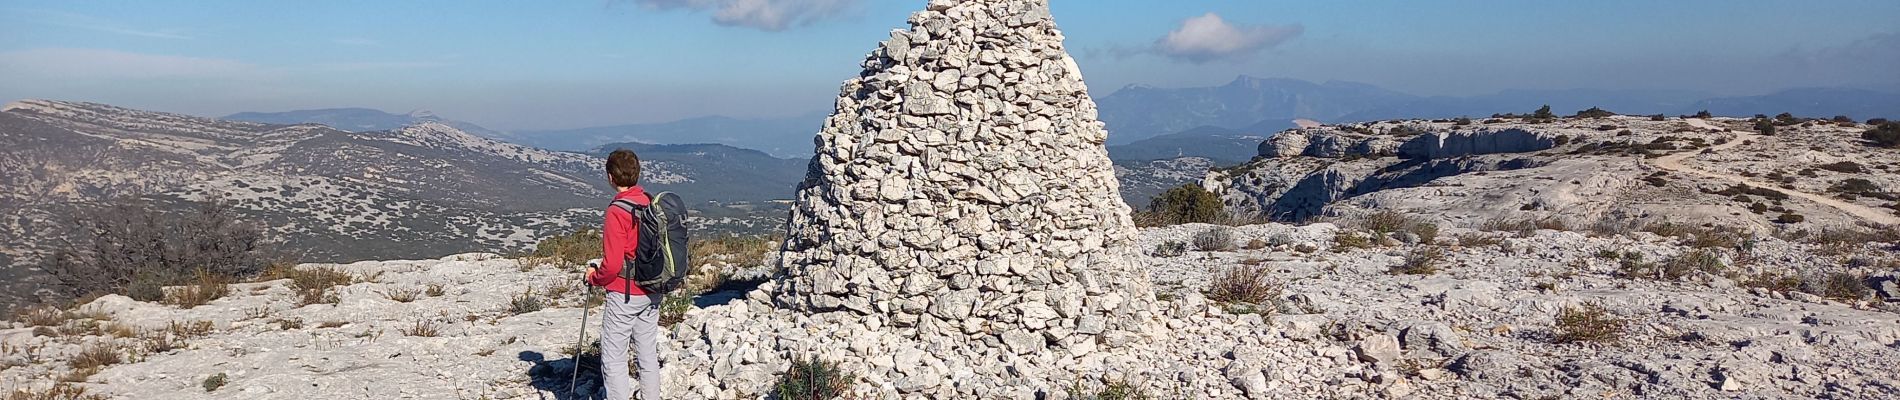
left=602, top=292, right=662, bottom=400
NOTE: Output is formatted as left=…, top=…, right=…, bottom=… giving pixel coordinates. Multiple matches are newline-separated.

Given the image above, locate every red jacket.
left=589, top=186, right=648, bottom=295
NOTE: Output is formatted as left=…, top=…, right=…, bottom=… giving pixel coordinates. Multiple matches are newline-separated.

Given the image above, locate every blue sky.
left=2, top=0, right=1895, bottom=130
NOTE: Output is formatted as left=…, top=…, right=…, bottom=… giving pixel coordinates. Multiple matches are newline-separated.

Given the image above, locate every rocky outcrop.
left=1395, top=128, right=1557, bottom=159
left=1214, top=117, right=1895, bottom=230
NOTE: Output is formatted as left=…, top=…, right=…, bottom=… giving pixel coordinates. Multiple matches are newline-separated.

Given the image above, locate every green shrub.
left=1816, top=161, right=1865, bottom=173
left=203, top=373, right=228, bottom=392
left=1192, top=227, right=1236, bottom=251
left=1151, top=241, right=1187, bottom=257
left=1554, top=303, right=1627, bottom=344
left=775, top=355, right=855, bottom=400
left=508, top=289, right=544, bottom=315
left=1574, top=107, right=1615, bottom=118
left=1068, top=379, right=1153, bottom=400
left=1531, top=105, right=1555, bottom=120
left=1390, top=246, right=1445, bottom=275
left=1804, top=272, right=1871, bottom=301
left=1353, top=211, right=1439, bottom=244
left=1661, top=249, right=1726, bottom=279
left=1142, top=184, right=1225, bottom=226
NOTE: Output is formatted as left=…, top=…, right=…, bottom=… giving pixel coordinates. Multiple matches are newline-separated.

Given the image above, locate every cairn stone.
left=773, top=0, right=1154, bottom=343
left=665, top=0, right=1159, bottom=397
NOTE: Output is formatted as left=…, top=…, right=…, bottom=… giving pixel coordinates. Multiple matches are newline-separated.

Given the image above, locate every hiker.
left=586, top=149, right=663, bottom=400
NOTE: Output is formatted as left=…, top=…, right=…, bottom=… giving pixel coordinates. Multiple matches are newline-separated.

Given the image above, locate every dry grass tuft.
left=1205, top=265, right=1284, bottom=314
left=400, top=319, right=441, bottom=337
left=13, top=306, right=69, bottom=327
left=161, top=272, right=231, bottom=309
left=68, top=342, right=122, bottom=371
left=6, top=383, right=108, bottom=400
left=383, top=288, right=421, bottom=303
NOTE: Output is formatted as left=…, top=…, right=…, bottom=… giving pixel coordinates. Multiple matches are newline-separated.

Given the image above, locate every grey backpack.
left=609, top=191, right=691, bottom=295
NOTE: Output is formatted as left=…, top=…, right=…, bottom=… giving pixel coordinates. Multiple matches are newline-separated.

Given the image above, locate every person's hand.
left=583, top=259, right=601, bottom=284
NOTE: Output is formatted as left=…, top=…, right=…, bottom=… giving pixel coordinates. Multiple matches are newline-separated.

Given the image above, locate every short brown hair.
left=606, top=149, right=641, bottom=187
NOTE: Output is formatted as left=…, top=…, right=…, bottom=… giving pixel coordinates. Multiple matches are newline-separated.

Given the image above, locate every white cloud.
left=632, top=0, right=859, bottom=31
left=1155, top=13, right=1302, bottom=64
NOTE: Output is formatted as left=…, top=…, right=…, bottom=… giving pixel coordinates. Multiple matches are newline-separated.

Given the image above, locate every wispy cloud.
left=1153, top=13, right=1302, bottom=64
left=12, top=9, right=194, bottom=39
left=0, top=48, right=268, bottom=80
left=312, top=61, right=452, bottom=72
left=332, top=37, right=383, bottom=47
left=631, top=0, right=860, bottom=31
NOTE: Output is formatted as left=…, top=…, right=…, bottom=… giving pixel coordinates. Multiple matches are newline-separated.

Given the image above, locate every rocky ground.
left=1215, top=114, right=1900, bottom=232
left=4, top=221, right=1894, bottom=399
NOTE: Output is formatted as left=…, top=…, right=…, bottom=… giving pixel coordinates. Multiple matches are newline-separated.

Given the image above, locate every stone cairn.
left=665, top=0, right=1161, bottom=397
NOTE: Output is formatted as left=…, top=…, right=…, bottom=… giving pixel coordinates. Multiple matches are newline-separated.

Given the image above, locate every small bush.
left=658, top=293, right=695, bottom=328
left=383, top=288, right=422, bottom=303
left=1332, top=231, right=1373, bottom=251
left=1192, top=227, right=1236, bottom=251
left=68, top=342, right=122, bottom=371
left=1150, top=241, right=1187, bottom=257
left=1753, top=118, right=1776, bottom=135
left=425, top=283, right=446, bottom=297
left=1574, top=107, right=1616, bottom=118
left=1142, top=184, right=1226, bottom=226
left=1661, top=249, right=1726, bottom=279
left=273, top=318, right=304, bottom=330
left=1390, top=246, right=1446, bottom=275
left=1480, top=217, right=1567, bottom=236
left=203, top=373, right=228, bottom=392
left=1830, top=178, right=1884, bottom=197
left=1068, top=379, right=1153, bottom=400
left=1861, top=122, right=1899, bottom=148
left=1774, top=213, right=1806, bottom=224
left=775, top=355, right=856, bottom=400
left=40, top=198, right=278, bottom=301
left=1816, top=161, right=1866, bottom=173
left=400, top=319, right=440, bottom=337
left=1804, top=272, right=1871, bottom=301
left=1554, top=303, right=1627, bottom=344
left=509, top=289, right=544, bottom=315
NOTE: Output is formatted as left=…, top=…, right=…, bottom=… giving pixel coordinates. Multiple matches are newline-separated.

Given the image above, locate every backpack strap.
left=610, top=199, right=639, bottom=214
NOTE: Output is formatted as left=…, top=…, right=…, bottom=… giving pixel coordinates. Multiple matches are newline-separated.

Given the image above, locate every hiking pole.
left=571, top=261, right=598, bottom=396
left=570, top=286, right=590, bottom=395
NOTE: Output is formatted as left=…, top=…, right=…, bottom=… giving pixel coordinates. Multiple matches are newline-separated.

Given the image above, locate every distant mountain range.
left=589, top=142, right=809, bottom=203
left=225, top=78, right=1897, bottom=166
left=512, top=114, right=828, bottom=158
left=224, top=107, right=510, bottom=140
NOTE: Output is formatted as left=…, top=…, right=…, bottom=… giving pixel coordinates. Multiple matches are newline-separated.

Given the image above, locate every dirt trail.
left=1649, top=119, right=1900, bottom=226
